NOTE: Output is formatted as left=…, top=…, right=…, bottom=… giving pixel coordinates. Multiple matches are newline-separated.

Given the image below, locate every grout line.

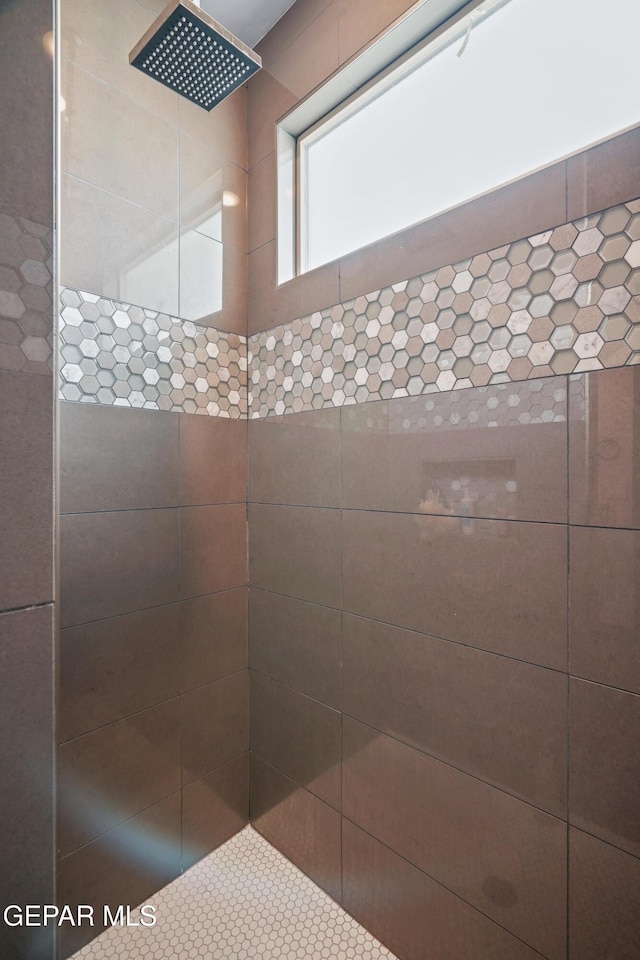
left=248, top=498, right=571, bottom=527
left=177, top=106, right=181, bottom=323
left=247, top=234, right=276, bottom=257
left=177, top=389, right=184, bottom=880
left=250, top=755, right=549, bottom=960
left=61, top=52, right=180, bottom=128
left=179, top=687, right=185, bottom=876
left=182, top=666, right=249, bottom=701
left=249, top=674, right=566, bottom=825
left=0, top=599, right=54, bottom=618
left=568, top=674, right=640, bottom=698
left=340, top=815, right=552, bottom=960
left=568, top=824, right=640, bottom=864
left=249, top=586, right=569, bottom=676
left=60, top=501, right=247, bottom=518
left=59, top=752, right=248, bottom=865
left=565, top=371, right=572, bottom=960
left=182, top=748, right=249, bottom=792
left=57, top=788, right=182, bottom=863
left=58, top=695, right=182, bottom=747
left=249, top=745, right=340, bottom=815
left=62, top=171, right=178, bottom=225
left=58, top=397, right=248, bottom=419
left=251, top=669, right=340, bottom=715
left=258, top=1, right=334, bottom=75
left=59, top=586, right=246, bottom=632
left=249, top=603, right=640, bottom=700
left=58, top=669, right=248, bottom=746
left=247, top=791, right=357, bottom=931
left=338, top=397, right=345, bottom=899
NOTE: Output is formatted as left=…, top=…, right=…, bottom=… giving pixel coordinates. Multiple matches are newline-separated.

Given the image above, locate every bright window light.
left=297, top=0, right=640, bottom=274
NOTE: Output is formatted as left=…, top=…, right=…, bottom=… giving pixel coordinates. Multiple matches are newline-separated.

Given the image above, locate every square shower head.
left=129, top=0, right=261, bottom=111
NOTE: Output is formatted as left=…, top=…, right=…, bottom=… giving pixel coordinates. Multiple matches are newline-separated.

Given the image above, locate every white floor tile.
left=72, top=825, right=397, bottom=959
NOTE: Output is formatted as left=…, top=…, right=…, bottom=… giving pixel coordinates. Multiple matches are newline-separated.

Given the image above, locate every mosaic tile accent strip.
left=60, top=288, right=247, bottom=418
left=0, top=212, right=54, bottom=376
left=71, top=825, right=397, bottom=960
left=248, top=199, right=640, bottom=417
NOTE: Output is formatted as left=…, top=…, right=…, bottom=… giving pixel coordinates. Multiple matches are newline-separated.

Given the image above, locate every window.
left=278, top=0, right=640, bottom=280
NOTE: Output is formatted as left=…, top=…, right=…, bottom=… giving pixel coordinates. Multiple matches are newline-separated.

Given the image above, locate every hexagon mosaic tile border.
left=71, top=825, right=397, bottom=960
left=55, top=198, right=640, bottom=420
left=0, top=213, right=54, bottom=376
left=248, top=199, right=640, bottom=418
left=59, top=289, right=247, bottom=418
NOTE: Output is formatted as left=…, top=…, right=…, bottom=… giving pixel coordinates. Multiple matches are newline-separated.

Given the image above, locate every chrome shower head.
left=129, top=0, right=261, bottom=111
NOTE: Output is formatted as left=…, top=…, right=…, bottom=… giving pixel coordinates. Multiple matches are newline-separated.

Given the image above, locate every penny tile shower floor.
left=72, top=825, right=397, bottom=959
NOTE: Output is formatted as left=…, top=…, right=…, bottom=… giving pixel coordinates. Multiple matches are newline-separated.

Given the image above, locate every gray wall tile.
left=57, top=792, right=181, bottom=959
left=59, top=604, right=182, bottom=742
left=570, top=526, right=640, bottom=695
left=0, top=0, right=54, bottom=224
left=179, top=414, right=247, bottom=507
left=343, top=613, right=567, bottom=816
left=58, top=699, right=181, bottom=857
left=249, top=588, right=341, bottom=708
left=249, top=503, right=341, bottom=607
left=570, top=678, right=640, bottom=858
left=569, top=828, right=640, bottom=960
left=182, top=671, right=249, bottom=785
left=342, top=509, right=567, bottom=670
left=343, top=717, right=567, bottom=960
left=341, top=386, right=568, bottom=523
left=569, top=367, right=640, bottom=529
left=181, top=588, right=248, bottom=693
left=248, top=408, right=341, bottom=508
left=0, top=369, right=53, bottom=611
left=343, top=819, right=545, bottom=960
left=251, top=671, right=341, bottom=809
left=180, top=504, right=247, bottom=599
left=60, top=403, right=180, bottom=514
left=250, top=753, right=342, bottom=902
left=0, top=606, right=54, bottom=960
left=182, top=754, right=249, bottom=869
left=60, top=508, right=180, bottom=627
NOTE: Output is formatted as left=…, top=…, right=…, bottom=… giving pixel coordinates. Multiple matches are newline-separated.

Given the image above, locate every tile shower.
left=1, top=2, right=640, bottom=960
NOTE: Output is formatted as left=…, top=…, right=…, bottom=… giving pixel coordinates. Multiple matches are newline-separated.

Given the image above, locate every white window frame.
left=277, top=0, right=639, bottom=283
left=277, top=0, right=492, bottom=283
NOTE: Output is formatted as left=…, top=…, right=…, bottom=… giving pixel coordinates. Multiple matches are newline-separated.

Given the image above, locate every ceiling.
left=200, top=0, right=298, bottom=48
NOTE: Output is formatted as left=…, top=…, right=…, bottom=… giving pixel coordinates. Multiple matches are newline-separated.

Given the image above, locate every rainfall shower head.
left=129, top=0, right=261, bottom=111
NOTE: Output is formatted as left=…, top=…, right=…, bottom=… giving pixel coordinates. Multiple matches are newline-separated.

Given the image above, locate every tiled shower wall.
left=248, top=369, right=640, bottom=960
left=0, top=1, right=56, bottom=959
left=247, top=1, right=640, bottom=959
left=57, top=1, right=249, bottom=955
left=55, top=2, right=640, bottom=960
left=57, top=406, right=248, bottom=958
